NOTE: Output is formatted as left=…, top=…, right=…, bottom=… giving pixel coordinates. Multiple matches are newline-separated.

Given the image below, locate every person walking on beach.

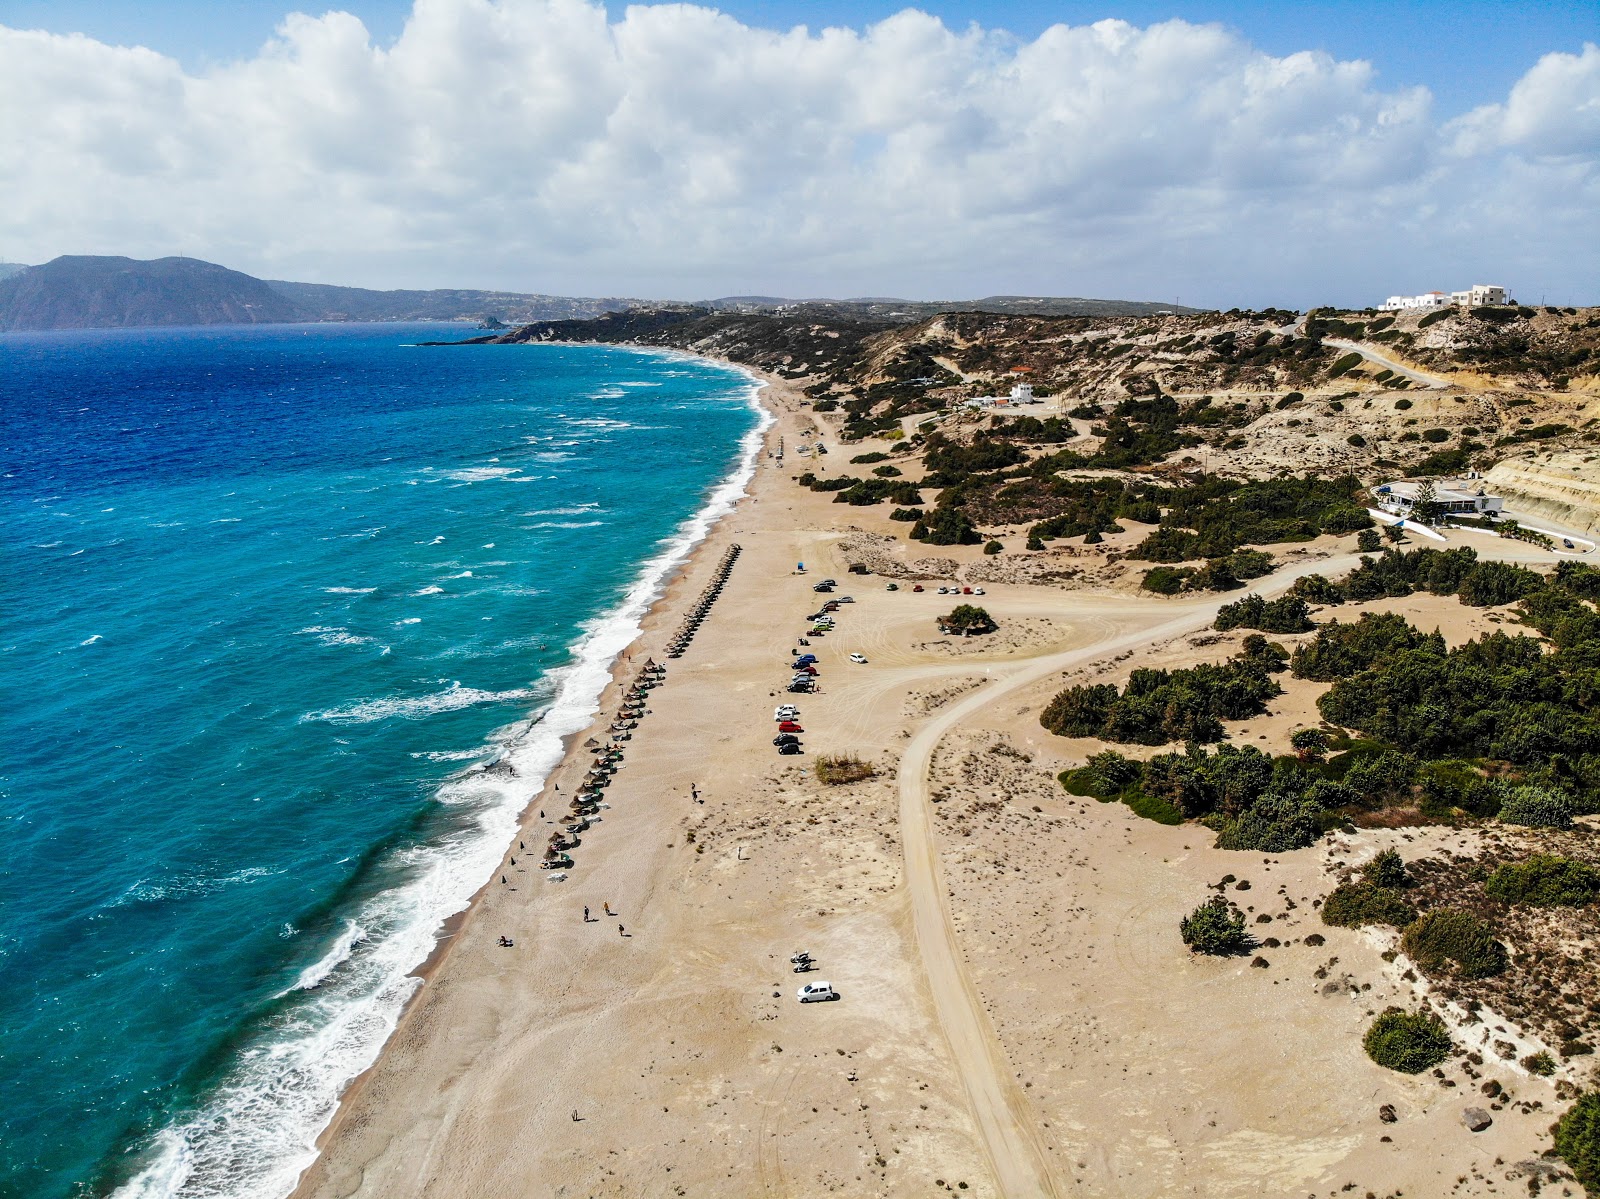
left=618, top=923, right=625, bottom=937
left=583, top=905, right=590, bottom=922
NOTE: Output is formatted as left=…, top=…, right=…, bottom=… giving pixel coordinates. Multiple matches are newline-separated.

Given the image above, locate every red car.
left=778, top=720, right=804, bottom=733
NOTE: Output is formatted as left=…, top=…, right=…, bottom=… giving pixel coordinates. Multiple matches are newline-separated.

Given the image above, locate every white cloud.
left=1, top=1, right=1595, bottom=306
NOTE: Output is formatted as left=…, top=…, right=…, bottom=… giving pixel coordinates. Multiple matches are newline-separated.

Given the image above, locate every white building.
left=1374, top=480, right=1503, bottom=520
left=1009, top=381, right=1035, bottom=403
left=1380, top=291, right=1450, bottom=311
left=1451, top=284, right=1509, bottom=307
left=1380, top=285, right=1510, bottom=311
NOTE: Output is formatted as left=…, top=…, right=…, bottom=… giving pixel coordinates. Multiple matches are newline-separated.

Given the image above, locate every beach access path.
left=296, top=369, right=1569, bottom=1199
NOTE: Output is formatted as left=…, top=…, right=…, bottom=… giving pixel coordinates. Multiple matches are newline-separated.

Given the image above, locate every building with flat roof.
left=1380, top=285, right=1510, bottom=312
left=1374, top=479, right=1503, bottom=520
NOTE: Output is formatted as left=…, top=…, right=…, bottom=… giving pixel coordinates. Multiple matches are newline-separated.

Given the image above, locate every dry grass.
left=815, top=754, right=877, bottom=786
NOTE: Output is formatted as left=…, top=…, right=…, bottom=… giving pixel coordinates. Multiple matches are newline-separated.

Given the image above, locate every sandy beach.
left=293, top=366, right=1575, bottom=1199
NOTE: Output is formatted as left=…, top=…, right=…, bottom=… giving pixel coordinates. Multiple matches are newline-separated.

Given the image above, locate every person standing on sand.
left=583, top=905, right=590, bottom=922
left=618, top=924, right=625, bottom=936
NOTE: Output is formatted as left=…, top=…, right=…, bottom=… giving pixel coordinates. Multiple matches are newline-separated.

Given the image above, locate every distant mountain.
left=262, top=279, right=637, bottom=324
left=0, top=254, right=1207, bottom=332
left=0, top=256, right=643, bottom=331
left=0, top=256, right=305, bottom=331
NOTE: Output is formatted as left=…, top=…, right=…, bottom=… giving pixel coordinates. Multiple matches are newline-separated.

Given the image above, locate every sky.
left=1, top=0, right=1596, bottom=307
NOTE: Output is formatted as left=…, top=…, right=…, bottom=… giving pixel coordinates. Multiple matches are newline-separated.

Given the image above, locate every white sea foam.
left=112, top=357, right=769, bottom=1199
left=616, top=381, right=661, bottom=388
left=522, top=520, right=604, bottom=530
left=322, top=587, right=376, bottom=595
left=279, top=922, right=369, bottom=996
left=302, top=682, right=538, bottom=725
left=412, top=585, right=444, bottom=596
left=394, top=617, right=422, bottom=626
left=80, top=634, right=103, bottom=646
left=524, top=504, right=599, bottom=516
left=294, top=626, right=375, bottom=649
left=432, top=466, right=523, bottom=483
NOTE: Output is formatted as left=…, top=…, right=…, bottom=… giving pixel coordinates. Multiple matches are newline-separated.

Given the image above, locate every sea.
left=0, top=323, right=765, bottom=1199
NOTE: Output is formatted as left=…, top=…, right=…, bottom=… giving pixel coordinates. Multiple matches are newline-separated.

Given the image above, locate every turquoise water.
left=0, top=324, right=763, bottom=1199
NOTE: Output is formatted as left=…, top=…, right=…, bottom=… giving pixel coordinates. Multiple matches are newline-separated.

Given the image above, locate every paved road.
left=1324, top=338, right=1451, bottom=388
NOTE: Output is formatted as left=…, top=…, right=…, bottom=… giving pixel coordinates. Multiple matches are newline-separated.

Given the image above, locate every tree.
left=1180, top=896, right=1250, bottom=955
left=1364, top=1009, right=1452, bottom=1073
left=1554, top=1092, right=1600, bottom=1195
left=940, top=604, right=997, bottom=635
left=1357, top=528, right=1382, bottom=552
left=1410, top=481, right=1443, bottom=526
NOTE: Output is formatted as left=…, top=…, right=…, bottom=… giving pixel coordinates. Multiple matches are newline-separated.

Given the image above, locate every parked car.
left=820, top=578, right=837, bottom=586
left=837, top=596, right=855, bottom=603
left=778, top=742, right=804, bottom=755
left=912, top=584, right=924, bottom=592
left=812, top=582, right=833, bottom=593
left=849, top=653, right=868, bottom=664
left=962, top=586, right=973, bottom=595
left=773, top=734, right=800, bottom=746
left=886, top=583, right=899, bottom=591
left=787, top=682, right=813, bottom=693
left=936, top=586, right=949, bottom=594
left=972, top=587, right=986, bottom=595
left=796, top=981, right=839, bottom=1002
left=778, top=720, right=803, bottom=732
left=793, top=664, right=817, bottom=675
left=774, top=706, right=800, bottom=720
left=795, top=654, right=818, bottom=665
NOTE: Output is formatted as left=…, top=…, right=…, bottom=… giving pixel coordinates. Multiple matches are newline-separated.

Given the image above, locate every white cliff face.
left=1485, top=452, right=1600, bottom=534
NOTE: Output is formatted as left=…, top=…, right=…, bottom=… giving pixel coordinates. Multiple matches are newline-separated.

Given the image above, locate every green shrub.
left=871, top=464, right=903, bottom=477
left=889, top=506, right=924, bottom=522
left=1347, top=433, right=1367, bottom=448
left=1141, top=566, right=1190, bottom=595
left=1123, top=792, right=1185, bottom=825
left=1498, top=785, right=1576, bottom=829
left=1356, top=527, right=1381, bottom=551
left=1330, top=352, right=1364, bottom=377
left=1554, top=1092, right=1600, bottom=1195
left=1292, top=573, right=1346, bottom=605
left=1401, top=909, right=1508, bottom=978
left=1180, top=896, right=1251, bottom=955
left=1214, top=594, right=1313, bottom=633
left=1212, top=791, right=1323, bottom=852
left=1458, top=561, right=1544, bottom=607
left=982, top=539, right=1002, bottom=555
left=1364, top=1008, right=1452, bottom=1073
left=1422, top=428, right=1450, bottom=443
left=1523, top=1051, right=1556, bottom=1076
left=1364, top=849, right=1411, bottom=890
left=1322, top=881, right=1415, bottom=928
left=1394, top=398, right=1413, bottom=410
left=1484, top=855, right=1600, bottom=907
left=849, top=451, right=889, bottom=464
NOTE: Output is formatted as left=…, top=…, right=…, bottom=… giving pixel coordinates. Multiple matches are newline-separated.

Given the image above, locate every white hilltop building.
left=1381, top=284, right=1510, bottom=311
left=1374, top=479, right=1503, bottom=520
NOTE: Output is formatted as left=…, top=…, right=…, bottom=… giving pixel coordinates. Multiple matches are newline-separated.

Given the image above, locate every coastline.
left=286, top=352, right=1573, bottom=1199
left=280, top=352, right=778, bottom=1191
left=109, top=347, right=773, bottom=1199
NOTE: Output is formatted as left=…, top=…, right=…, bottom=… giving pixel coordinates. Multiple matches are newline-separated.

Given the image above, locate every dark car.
left=786, top=682, right=812, bottom=693
left=778, top=742, right=804, bottom=755
left=773, top=734, right=800, bottom=746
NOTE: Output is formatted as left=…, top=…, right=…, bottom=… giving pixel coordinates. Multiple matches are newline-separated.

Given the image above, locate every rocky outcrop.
left=1485, top=452, right=1600, bottom=534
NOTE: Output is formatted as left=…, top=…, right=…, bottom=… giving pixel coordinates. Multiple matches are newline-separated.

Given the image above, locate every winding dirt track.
left=894, top=556, right=1372, bottom=1196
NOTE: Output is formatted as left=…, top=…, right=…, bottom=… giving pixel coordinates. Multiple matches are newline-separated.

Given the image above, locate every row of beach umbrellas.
left=666, top=543, right=743, bottom=659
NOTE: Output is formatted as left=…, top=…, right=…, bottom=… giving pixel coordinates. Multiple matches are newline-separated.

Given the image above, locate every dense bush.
left=1457, top=561, right=1545, bottom=607
left=1364, top=1009, right=1452, bottom=1073
left=1128, top=475, right=1370, bottom=561
left=910, top=505, right=982, bottom=545
left=1214, top=594, right=1313, bottom=633
left=1040, top=648, right=1281, bottom=745
left=940, top=604, right=996, bottom=634
left=1291, top=612, right=1444, bottom=681
left=1322, top=881, right=1416, bottom=928
left=1212, top=791, right=1324, bottom=852
left=1291, top=573, right=1346, bottom=606
left=1498, top=785, right=1576, bottom=829
left=1180, top=896, right=1251, bottom=955
left=1553, top=1091, right=1600, bottom=1196
left=1484, top=855, right=1600, bottom=907
left=889, top=506, right=924, bottom=522
left=1400, top=909, right=1508, bottom=979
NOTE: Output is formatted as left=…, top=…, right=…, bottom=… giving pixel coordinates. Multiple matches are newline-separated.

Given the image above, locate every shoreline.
left=289, top=352, right=778, bottom=1189
left=111, top=348, right=775, bottom=1199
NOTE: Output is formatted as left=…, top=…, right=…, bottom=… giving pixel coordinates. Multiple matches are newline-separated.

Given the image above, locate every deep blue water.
left=0, top=324, right=761, bottom=1199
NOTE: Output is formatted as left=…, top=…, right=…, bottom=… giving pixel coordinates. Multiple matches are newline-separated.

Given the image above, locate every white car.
left=796, top=981, right=839, bottom=1003
left=849, top=653, right=868, bottom=664
left=936, top=586, right=949, bottom=594
left=973, top=587, right=986, bottom=595
left=837, top=596, right=855, bottom=603
left=774, top=706, right=800, bottom=721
